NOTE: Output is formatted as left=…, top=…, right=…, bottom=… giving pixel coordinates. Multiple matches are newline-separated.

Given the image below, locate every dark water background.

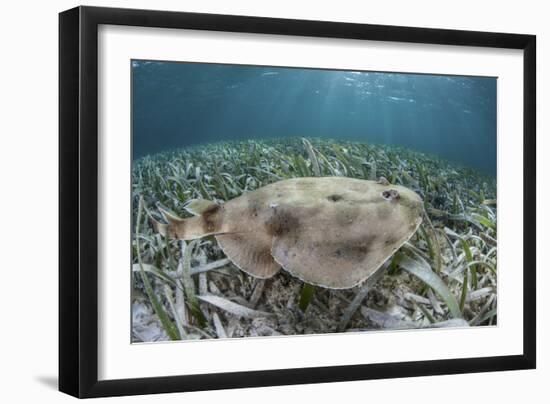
left=132, top=60, right=497, bottom=175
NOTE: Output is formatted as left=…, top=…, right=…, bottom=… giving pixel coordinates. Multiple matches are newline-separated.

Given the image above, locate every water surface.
left=132, top=60, right=496, bottom=175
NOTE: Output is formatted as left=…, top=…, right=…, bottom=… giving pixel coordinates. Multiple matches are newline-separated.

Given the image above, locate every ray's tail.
left=149, top=199, right=224, bottom=240
left=150, top=215, right=209, bottom=240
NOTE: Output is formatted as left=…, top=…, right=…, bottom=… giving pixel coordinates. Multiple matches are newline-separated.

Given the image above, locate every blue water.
left=132, top=60, right=496, bottom=175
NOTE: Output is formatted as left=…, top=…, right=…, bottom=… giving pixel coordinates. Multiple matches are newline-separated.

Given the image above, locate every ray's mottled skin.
left=152, top=177, right=423, bottom=289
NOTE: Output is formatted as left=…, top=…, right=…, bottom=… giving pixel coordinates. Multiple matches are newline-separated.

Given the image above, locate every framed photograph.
left=59, top=6, right=536, bottom=398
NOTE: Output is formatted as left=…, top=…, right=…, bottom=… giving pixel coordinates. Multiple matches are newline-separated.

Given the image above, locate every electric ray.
left=152, top=177, right=423, bottom=289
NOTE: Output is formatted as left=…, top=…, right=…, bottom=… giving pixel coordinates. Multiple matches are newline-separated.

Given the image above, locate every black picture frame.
left=59, top=5, right=536, bottom=398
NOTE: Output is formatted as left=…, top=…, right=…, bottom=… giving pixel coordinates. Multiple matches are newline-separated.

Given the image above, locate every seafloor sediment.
left=131, top=137, right=497, bottom=342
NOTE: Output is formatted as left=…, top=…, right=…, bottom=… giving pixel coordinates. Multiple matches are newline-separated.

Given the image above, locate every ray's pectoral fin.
left=216, top=233, right=281, bottom=279
left=271, top=233, right=386, bottom=289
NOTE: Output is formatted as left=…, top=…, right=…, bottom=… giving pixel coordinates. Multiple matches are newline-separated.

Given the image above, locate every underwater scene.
left=131, top=60, right=497, bottom=342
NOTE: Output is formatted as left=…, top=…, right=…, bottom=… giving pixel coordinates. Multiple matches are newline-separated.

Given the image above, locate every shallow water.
left=132, top=60, right=496, bottom=175
left=131, top=61, right=498, bottom=340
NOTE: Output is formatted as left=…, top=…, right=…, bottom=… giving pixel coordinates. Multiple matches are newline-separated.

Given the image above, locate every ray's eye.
left=382, top=189, right=400, bottom=201
left=327, top=194, right=343, bottom=202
